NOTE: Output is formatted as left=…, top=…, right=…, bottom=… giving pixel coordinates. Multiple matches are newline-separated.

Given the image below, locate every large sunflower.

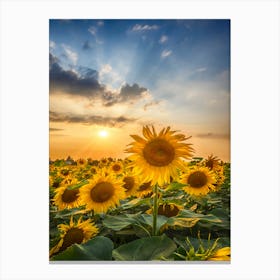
left=180, top=166, right=216, bottom=196
left=50, top=217, right=99, bottom=257
left=52, top=179, right=83, bottom=210
left=79, top=173, right=125, bottom=213
left=126, top=126, right=193, bottom=186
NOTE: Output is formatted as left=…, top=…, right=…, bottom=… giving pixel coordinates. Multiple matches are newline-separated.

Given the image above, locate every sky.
left=49, top=19, right=230, bottom=161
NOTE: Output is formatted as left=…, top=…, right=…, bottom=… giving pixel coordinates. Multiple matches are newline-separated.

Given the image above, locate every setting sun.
left=98, top=130, right=108, bottom=138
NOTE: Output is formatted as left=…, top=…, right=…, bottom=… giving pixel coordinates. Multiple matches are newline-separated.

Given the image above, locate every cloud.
left=143, top=100, right=161, bottom=111
left=195, top=132, right=230, bottom=139
left=88, top=26, right=97, bottom=36
left=82, top=40, right=93, bottom=50
left=50, top=111, right=136, bottom=127
left=100, top=64, right=112, bottom=75
left=161, top=49, right=172, bottom=58
left=49, top=40, right=56, bottom=49
left=88, top=26, right=103, bottom=44
left=119, top=83, right=148, bottom=102
left=195, top=67, right=207, bottom=73
left=61, top=44, right=78, bottom=65
left=104, top=83, right=148, bottom=106
left=131, top=24, right=159, bottom=32
left=159, top=35, right=168, bottom=44
left=50, top=53, right=148, bottom=107
left=97, top=21, right=104, bottom=26
left=50, top=53, right=105, bottom=98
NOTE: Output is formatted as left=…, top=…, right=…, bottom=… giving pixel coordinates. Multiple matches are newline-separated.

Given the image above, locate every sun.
left=98, top=130, right=108, bottom=138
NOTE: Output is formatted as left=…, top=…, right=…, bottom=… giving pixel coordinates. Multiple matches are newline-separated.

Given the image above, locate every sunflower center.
left=143, top=139, right=175, bottom=167
left=123, top=176, right=135, bottom=191
left=61, top=189, right=79, bottom=203
left=188, top=171, right=208, bottom=188
left=158, top=204, right=180, bottom=217
left=61, top=227, right=84, bottom=251
left=138, top=181, right=151, bottom=191
left=112, top=164, right=121, bottom=171
left=90, top=182, right=115, bottom=203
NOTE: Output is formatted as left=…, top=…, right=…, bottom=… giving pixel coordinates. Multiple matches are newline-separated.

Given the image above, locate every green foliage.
left=51, top=236, right=114, bottom=261
left=112, top=235, right=176, bottom=260
left=49, top=159, right=231, bottom=261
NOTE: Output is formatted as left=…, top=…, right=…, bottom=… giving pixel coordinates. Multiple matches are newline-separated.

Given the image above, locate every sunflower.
left=126, top=125, right=193, bottom=186
left=99, top=158, right=109, bottom=167
left=79, top=173, right=125, bottom=213
left=49, top=217, right=99, bottom=257
left=147, top=202, right=183, bottom=217
left=213, top=166, right=226, bottom=190
left=121, top=171, right=141, bottom=197
left=52, top=179, right=83, bottom=210
left=203, top=154, right=221, bottom=171
left=136, top=181, right=153, bottom=198
left=109, top=161, right=124, bottom=175
left=207, top=247, right=231, bottom=261
left=180, top=166, right=216, bottom=196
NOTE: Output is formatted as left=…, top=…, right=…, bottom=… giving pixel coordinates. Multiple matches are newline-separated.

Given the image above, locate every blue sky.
left=49, top=19, right=230, bottom=160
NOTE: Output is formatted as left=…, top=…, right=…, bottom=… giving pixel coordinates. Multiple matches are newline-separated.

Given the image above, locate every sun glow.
left=98, top=130, right=108, bottom=138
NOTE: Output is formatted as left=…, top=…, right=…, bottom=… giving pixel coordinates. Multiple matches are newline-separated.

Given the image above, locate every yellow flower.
left=135, top=181, right=153, bottom=198
left=204, top=154, right=221, bottom=171
left=121, top=171, right=141, bottom=197
left=52, top=179, right=83, bottom=210
left=99, top=158, right=109, bottom=167
left=50, top=217, right=99, bottom=257
left=146, top=202, right=183, bottom=217
left=213, top=166, right=226, bottom=190
left=180, top=166, right=216, bottom=196
left=126, top=125, right=193, bottom=186
left=208, top=247, right=231, bottom=261
left=109, top=161, right=124, bottom=175
left=79, top=173, right=125, bottom=213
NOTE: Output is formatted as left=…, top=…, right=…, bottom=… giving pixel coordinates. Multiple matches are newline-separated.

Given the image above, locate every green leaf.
left=167, top=217, right=200, bottom=228
left=103, top=213, right=168, bottom=235
left=67, top=179, right=89, bottom=190
left=51, top=236, right=113, bottom=261
left=166, top=209, right=222, bottom=228
left=137, top=214, right=168, bottom=232
left=112, top=235, right=176, bottom=260
left=120, top=197, right=151, bottom=209
left=53, top=207, right=86, bottom=218
left=103, top=214, right=138, bottom=231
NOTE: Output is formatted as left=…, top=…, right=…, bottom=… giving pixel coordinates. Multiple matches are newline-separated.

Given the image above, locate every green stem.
left=152, top=183, right=159, bottom=236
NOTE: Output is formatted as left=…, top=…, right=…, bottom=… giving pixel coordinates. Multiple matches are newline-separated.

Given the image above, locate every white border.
left=0, top=0, right=279, bottom=280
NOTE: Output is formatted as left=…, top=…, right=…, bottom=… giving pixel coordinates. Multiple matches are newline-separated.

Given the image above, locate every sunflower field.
left=49, top=126, right=230, bottom=261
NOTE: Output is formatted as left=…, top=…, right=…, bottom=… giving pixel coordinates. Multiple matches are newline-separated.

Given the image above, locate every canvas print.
left=49, top=19, right=230, bottom=261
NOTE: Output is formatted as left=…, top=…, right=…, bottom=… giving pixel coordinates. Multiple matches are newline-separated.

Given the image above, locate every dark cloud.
left=49, top=53, right=148, bottom=107
left=104, top=83, right=148, bottom=106
left=50, top=53, right=105, bottom=98
left=143, top=100, right=161, bottom=111
left=82, top=40, right=93, bottom=50
left=195, top=132, right=230, bottom=139
left=50, top=111, right=136, bottom=127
